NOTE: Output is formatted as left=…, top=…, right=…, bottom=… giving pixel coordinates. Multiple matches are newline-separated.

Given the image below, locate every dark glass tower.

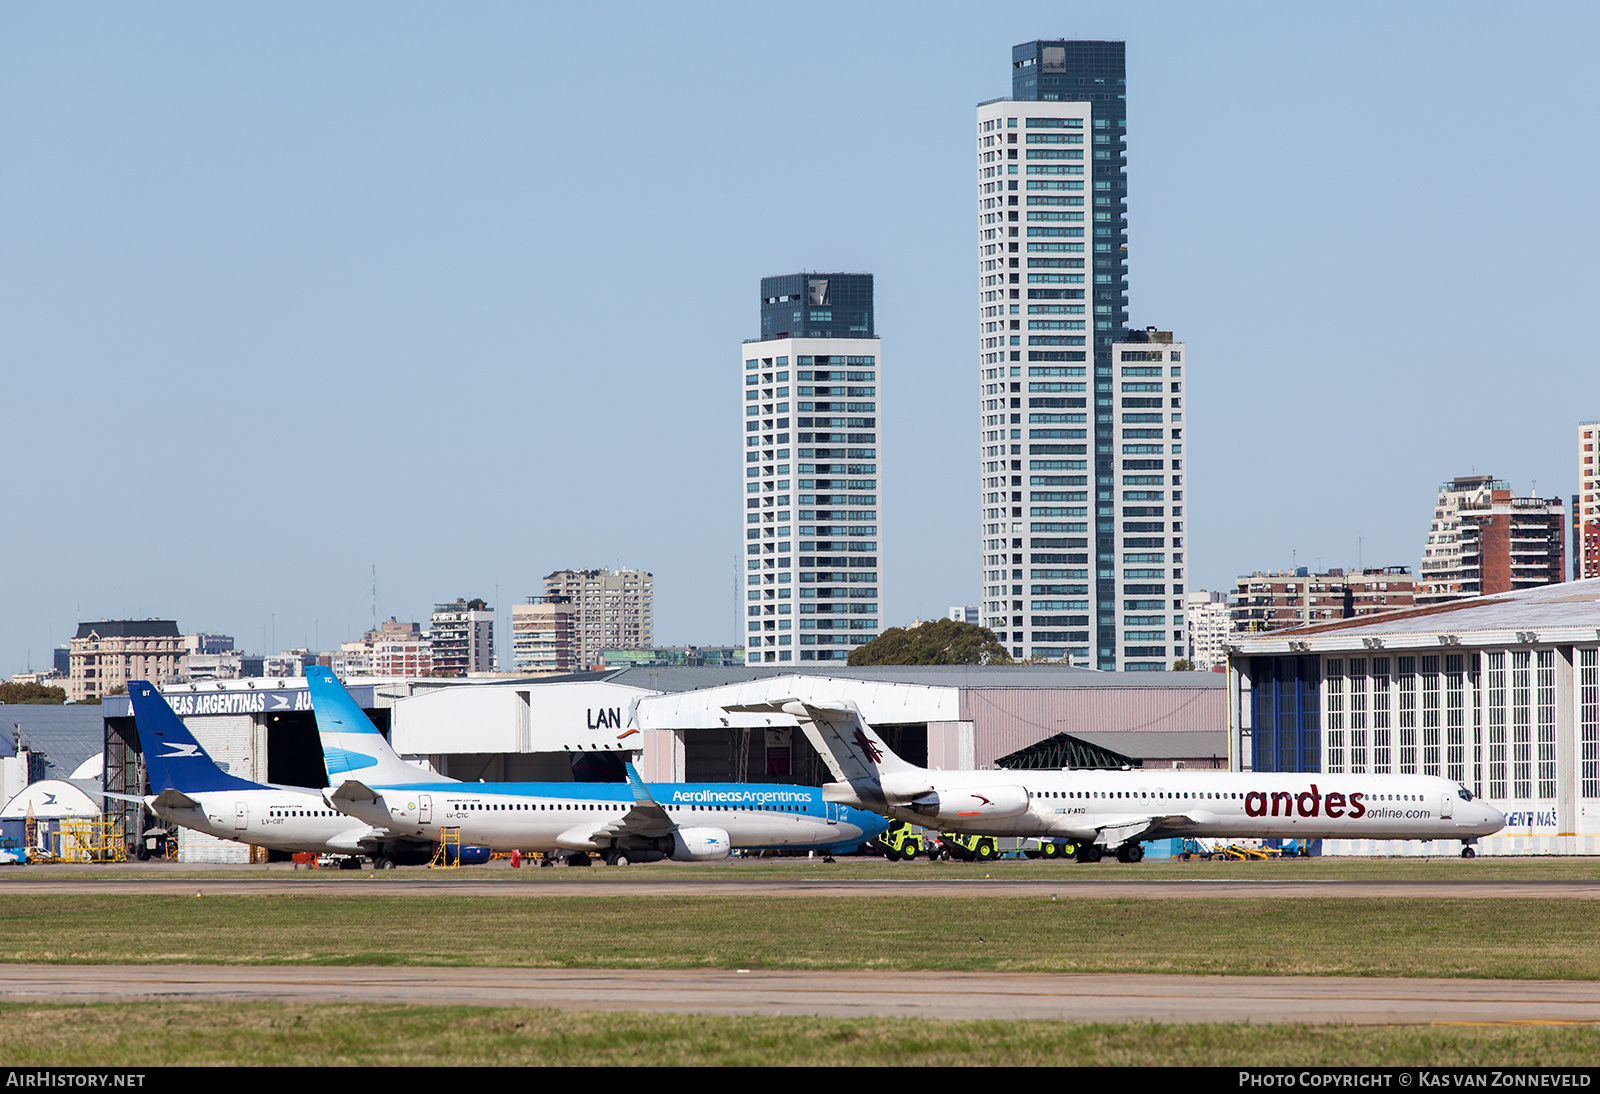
left=1015, top=40, right=1128, bottom=671
left=760, top=273, right=875, bottom=341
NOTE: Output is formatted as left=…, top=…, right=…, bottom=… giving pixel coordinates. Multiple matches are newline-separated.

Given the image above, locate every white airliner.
left=734, top=698, right=1507, bottom=861
left=305, top=667, right=888, bottom=865
left=122, top=681, right=430, bottom=865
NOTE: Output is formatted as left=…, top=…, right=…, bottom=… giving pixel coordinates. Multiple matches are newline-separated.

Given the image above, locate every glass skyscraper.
left=977, top=40, right=1186, bottom=671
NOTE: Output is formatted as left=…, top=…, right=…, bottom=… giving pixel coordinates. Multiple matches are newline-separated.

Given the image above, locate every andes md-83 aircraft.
left=734, top=698, right=1506, bottom=861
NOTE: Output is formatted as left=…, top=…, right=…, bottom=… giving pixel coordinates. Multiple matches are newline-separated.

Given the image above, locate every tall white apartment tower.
left=977, top=40, right=1186, bottom=671
left=742, top=273, right=882, bottom=664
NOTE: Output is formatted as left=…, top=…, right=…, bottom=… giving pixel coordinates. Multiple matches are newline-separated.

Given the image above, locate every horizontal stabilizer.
left=325, top=779, right=393, bottom=828
left=327, top=779, right=381, bottom=807
left=150, top=788, right=204, bottom=812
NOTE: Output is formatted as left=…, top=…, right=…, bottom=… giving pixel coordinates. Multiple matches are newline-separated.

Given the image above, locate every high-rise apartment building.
left=429, top=598, right=495, bottom=676
left=1417, top=476, right=1566, bottom=605
left=742, top=273, right=881, bottom=664
left=1579, top=422, right=1600, bottom=579
left=978, top=41, right=1184, bottom=670
left=542, top=568, right=653, bottom=669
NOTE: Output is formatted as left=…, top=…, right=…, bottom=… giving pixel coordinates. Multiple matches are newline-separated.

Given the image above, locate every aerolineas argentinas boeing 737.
left=304, top=667, right=888, bottom=865
left=735, top=698, right=1507, bottom=862
left=121, top=681, right=430, bottom=866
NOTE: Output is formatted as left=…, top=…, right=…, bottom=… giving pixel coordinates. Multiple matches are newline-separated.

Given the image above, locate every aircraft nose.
left=1481, top=803, right=1506, bottom=834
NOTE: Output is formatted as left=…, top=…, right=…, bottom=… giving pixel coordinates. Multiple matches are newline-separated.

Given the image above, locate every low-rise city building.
left=336, top=619, right=431, bottom=679
left=68, top=620, right=185, bottom=702
left=1231, top=567, right=1414, bottom=635
left=510, top=596, right=575, bottom=676
left=429, top=599, right=495, bottom=676
left=1418, top=476, right=1565, bottom=606
left=1184, top=590, right=1231, bottom=670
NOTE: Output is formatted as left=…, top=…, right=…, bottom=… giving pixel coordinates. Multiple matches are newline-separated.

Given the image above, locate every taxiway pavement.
left=1, top=964, right=1596, bottom=1024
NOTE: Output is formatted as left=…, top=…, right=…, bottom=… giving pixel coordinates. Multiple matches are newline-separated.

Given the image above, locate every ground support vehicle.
left=874, top=820, right=929, bottom=861
left=940, top=832, right=1000, bottom=862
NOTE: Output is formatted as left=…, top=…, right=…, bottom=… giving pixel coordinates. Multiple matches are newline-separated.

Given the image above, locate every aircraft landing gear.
left=1075, top=844, right=1103, bottom=864
left=1461, top=846, right=1477, bottom=859
left=604, top=851, right=631, bottom=866
left=1116, top=843, right=1145, bottom=864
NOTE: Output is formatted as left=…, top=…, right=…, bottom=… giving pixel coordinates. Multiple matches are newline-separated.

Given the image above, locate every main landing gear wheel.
left=1075, top=844, right=1103, bottom=864
left=1116, top=843, right=1145, bottom=864
left=607, top=852, right=630, bottom=867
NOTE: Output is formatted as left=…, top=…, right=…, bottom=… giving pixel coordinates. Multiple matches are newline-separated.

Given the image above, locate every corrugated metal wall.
left=961, top=686, right=1226, bottom=767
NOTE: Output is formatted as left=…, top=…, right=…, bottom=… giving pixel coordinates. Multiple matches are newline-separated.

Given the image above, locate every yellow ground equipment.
left=430, top=826, right=462, bottom=868
left=52, top=820, right=128, bottom=863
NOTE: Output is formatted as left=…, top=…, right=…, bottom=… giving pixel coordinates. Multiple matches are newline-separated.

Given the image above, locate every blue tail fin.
left=305, top=666, right=446, bottom=786
left=127, top=681, right=260, bottom=793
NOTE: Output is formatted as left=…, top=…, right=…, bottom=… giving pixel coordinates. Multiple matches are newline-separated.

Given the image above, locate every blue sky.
left=3, top=3, right=1597, bottom=671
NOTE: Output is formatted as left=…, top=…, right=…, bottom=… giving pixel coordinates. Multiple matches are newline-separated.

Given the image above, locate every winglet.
left=623, top=761, right=657, bottom=806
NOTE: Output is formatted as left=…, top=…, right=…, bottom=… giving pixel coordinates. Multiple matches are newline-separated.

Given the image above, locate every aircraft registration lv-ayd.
left=304, top=667, right=887, bottom=866
left=732, top=697, right=1507, bottom=862
left=121, top=680, right=432, bottom=865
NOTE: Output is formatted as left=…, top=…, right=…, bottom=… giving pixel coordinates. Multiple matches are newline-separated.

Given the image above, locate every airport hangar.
left=100, top=665, right=1226, bottom=862
left=1228, top=576, right=1600, bottom=857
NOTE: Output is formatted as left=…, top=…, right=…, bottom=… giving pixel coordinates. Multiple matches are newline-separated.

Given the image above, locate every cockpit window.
left=1456, top=784, right=1474, bottom=801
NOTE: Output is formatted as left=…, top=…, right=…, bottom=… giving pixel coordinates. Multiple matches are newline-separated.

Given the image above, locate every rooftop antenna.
left=371, top=564, right=377, bottom=632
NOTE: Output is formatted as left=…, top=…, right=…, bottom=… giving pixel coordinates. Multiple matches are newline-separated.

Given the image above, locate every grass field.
left=3, top=1002, right=1598, bottom=1066
left=6, top=859, right=1598, bottom=1065
left=1, top=892, right=1598, bottom=978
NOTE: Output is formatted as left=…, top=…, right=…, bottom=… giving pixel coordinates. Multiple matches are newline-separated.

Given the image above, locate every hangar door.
left=683, top=723, right=927, bottom=786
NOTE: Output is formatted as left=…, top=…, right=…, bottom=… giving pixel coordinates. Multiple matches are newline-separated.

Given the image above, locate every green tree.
left=0, top=681, right=67, bottom=704
left=1171, top=659, right=1196, bottom=672
left=847, top=619, right=1012, bottom=667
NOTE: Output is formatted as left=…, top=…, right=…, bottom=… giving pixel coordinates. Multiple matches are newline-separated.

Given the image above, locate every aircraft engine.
left=906, top=785, right=1030, bottom=823
left=668, top=827, right=732, bottom=861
